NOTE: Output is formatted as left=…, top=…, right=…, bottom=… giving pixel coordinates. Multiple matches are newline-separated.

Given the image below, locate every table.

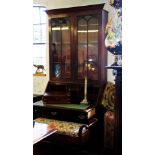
left=33, top=121, right=57, bottom=145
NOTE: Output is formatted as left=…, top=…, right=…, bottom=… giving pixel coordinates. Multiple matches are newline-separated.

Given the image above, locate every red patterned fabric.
left=104, top=111, right=115, bottom=149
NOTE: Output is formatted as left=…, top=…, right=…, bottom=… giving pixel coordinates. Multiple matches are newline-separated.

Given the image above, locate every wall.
left=33, top=0, right=115, bottom=95
left=46, top=0, right=108, bottom=9
left=33, top=76, right=48, bottom=94
left=34, top=0, right=108, bottom=8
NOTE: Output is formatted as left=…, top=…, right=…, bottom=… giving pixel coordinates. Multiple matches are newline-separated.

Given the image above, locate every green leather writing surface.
left=50, top=104, right=89, bottom=110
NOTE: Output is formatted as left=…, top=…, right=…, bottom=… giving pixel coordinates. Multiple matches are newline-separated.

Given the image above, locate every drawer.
left=43, top=96, right=70, bottom=104
left=42, top=108, right=61, bottom=119
left=67, top=109, right=96, bottom=123
left=33, top=104, right=96, bottom=124
left=57, top=110, right=88, bottom=123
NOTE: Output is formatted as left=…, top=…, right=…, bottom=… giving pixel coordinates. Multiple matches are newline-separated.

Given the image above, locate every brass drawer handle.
left=78, top=115, right=85, bottom=120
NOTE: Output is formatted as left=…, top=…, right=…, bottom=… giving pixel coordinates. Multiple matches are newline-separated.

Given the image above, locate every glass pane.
left=62, top=18, right=71, bottom=78
left=62, top=27, right=70, bottom=44
left=51, top=43, right=60, bottom=63
left=40, top=24, right=46, bottom=43
left=62, top=44, right=71, bottom=78
left=33, top=44, right=46, bottom=65
left=33, top=7, right=40, bottom=24
left=88, top=17, right=99, bottom=80
left=51, top=19, right=61, bottom=43
left=52, top=64, right=61, bottom=78
left=88, top=17, right=98, bottom=43
left=51, top=19, right=61, bottom=62
left=51, top=18, right=71, bottom=79
left=33, top=57, right=46, bottom=67
left=77, top=18, right=87, bottom=79
left=33, top=25, right=41, bottom=43
left=40, top=7, right=47, bottom=24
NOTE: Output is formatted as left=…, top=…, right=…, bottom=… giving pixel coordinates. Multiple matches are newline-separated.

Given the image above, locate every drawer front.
left=42, top=108, right=61, bottom=119
left=40, top=107, right=88, bottom=123
left=74, top=112, right=88, bottom=123
left=33, top=105, right=96, bottom=124
left=58, top=110, right=89, bottom=123
left=43, top=96, right=70, bottom=104
left=75, top=109, right=96, bottom=123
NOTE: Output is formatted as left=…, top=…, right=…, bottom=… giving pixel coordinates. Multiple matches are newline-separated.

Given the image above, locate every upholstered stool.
left=34, top=117, right=97, bottom=145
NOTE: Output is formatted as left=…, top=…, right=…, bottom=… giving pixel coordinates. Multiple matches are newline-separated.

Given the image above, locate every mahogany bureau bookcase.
left=33, top=3, right=108, bottom=152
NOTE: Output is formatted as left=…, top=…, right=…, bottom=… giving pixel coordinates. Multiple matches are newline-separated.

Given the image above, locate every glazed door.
left=77, top=15, right=99, bottom=81
left=50, top=17, right=71, bottom=80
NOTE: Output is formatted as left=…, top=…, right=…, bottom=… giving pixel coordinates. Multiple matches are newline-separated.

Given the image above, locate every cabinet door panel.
left=77, top=15, right=99, bottom=80
left=51, top=18, right=71, bottom=79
